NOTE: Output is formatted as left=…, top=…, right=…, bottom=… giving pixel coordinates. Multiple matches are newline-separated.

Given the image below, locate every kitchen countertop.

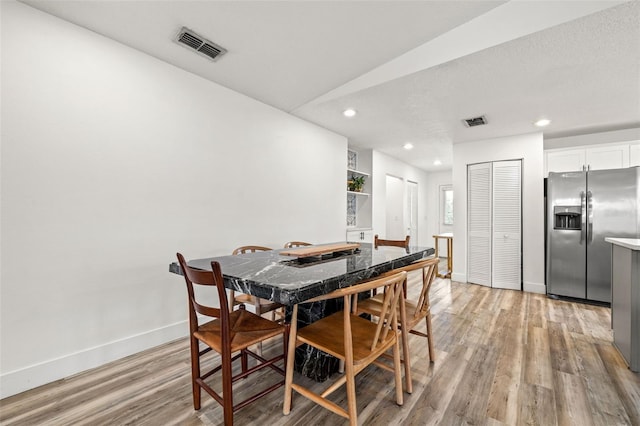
left=605, top=238, right=640, bottom=251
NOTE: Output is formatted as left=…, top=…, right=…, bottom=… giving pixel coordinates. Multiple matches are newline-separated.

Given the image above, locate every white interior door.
left=467, top=163, right=492, bottom=286
left=385, top=174, right=405, bottom=239
left=491, top=160, right=522, bottom=290
left=407, top=181, right=418, bottom=245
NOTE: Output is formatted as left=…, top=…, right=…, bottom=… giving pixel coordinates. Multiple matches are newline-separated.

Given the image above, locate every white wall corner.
left=523, top=281, right=546, bottom=294
left=0, top=321, right=187, bottom=399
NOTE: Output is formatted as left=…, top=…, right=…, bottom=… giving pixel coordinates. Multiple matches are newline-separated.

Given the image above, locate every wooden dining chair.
left=354, top=256, right=439, bottom=394
left=283, top=241, right=312, bottom=248
left=231, top=245, right=285, bottom=355
left=374, top=234, right=410, bottom=249
left=370, top=234, right=410, bottom=300
left=335, top=235, right=411, bottom=377
left=230, top=246, right=283, bottom=317
left=176, top=253, right=288, bottom=426
left=283, top=271, right=407, bottom=426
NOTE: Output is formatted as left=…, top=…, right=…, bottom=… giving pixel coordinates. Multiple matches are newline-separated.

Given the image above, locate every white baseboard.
left=523, top=281, right=546, bottom=294
left=451, top=272, right=466, bottom=282
left=449, top=272, right=546, bottom=295
left=0, top=320, right=187, bottom=399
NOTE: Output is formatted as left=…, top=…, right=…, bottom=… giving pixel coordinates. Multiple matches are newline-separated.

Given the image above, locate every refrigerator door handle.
left=587, top=190, right=593, bottom=244
left=580, top=191, right=586, bottom=244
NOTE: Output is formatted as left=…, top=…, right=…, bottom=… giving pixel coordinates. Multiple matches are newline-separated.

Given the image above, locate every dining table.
left=169, top=241, right=434, bottom=381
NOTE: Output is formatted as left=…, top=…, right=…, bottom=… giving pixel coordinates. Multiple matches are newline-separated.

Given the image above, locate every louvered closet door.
left=491, top=160, right=522, bottom=290
left=467, top=163, right=492, bottom=286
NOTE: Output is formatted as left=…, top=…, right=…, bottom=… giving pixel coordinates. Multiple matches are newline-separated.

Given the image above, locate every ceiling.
left=20, top=1, right=640, bottom=171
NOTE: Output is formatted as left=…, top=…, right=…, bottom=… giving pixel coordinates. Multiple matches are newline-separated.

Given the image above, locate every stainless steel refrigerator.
left=546, top=167, right=640, bottom=303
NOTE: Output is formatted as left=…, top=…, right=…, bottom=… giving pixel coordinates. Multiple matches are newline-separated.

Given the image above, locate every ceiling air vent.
left=463, top=115, right=488, bottom=127
left=175, top=27, right=227, bottom=62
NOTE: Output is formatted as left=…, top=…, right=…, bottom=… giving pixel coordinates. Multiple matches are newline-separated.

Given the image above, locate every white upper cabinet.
left=545, top=142, right=635, bottom=176
left=630, top=142, right=640, bottom=167
left=585, top=144, right=629, bottom=170
left=545, top=148, right=586, bottom=175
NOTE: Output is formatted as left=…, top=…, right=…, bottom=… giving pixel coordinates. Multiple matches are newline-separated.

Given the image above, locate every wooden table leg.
left=446, top=238, right=452, bottom=278
left=433, top=234, right=453, bottom=279
left=434, top=236, right=443, bottom=278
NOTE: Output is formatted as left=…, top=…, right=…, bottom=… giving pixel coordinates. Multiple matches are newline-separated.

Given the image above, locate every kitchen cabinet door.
left=629, top=143, right=640, bottom=167
left=545, top=149, right=585, bottom=175
left=585, top=144, right=629, bottom=170
left=346, top=229, right=373, bottom=243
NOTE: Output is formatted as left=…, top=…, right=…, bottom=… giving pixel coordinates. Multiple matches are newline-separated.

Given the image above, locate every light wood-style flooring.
left=2, top=277, right=639, bottom=425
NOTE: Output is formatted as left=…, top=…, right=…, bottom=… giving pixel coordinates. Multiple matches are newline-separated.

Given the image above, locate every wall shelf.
left=346, top=149, right=372, bottom=235
left=347, top=168, right=370, bottom=177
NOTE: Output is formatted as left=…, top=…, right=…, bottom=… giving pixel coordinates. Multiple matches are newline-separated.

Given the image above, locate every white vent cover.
left=463, top=116, right=488, bottom=127
left=175, top=27, right=227, bottom=61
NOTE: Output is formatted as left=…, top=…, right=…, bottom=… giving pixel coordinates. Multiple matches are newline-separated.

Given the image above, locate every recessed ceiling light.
left=534, top=118, right=551, bottom=127
left=403, top=143, right=414, bottom=150
left=343, top=108, right=357, bottom=118
left=433, top=159, right=442, bottom=166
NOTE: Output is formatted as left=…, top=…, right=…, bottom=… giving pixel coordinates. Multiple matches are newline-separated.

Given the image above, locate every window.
left=441, top=185, right=453, bottom=225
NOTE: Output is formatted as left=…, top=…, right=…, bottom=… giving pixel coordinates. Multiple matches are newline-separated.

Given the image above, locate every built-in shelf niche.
left=346, top=149, right=372, bottom=230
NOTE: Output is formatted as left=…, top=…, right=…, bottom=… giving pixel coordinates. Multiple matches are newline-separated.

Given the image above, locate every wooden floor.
left=2, top=278, right=639, bottom=425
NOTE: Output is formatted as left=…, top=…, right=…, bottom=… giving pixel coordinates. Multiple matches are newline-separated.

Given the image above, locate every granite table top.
left=169, top=242, right=434, bottom=305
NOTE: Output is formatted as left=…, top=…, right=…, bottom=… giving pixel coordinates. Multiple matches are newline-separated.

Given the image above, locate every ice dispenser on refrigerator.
left=553, top=206, right=581, bottom=230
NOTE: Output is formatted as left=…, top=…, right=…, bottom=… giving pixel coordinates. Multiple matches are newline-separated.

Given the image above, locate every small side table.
left=433, top=233, right=453, bottom=278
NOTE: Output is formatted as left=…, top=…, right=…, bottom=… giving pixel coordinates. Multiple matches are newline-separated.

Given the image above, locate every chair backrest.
left=365, top=272, right=406, bottom=351
left=232, top=245, right=272, bottom=255
left=410, top=257, right=439, bottom=318
left=283, top=241, right=312, bottom=248
left=374, top=234, right=410, bottom=249
left=176, top=253, right=229, bottom=334
left=306, top=271, right=406, bottom=352
left=381, top=257, right=439, bottom=319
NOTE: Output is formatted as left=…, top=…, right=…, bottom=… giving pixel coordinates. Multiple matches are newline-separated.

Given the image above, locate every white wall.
left=371, top=151, right=430, bottom=246
left=0, top=2, right=346, bottom=398
left=452, top=132, right=545, bottom=293
left=425, top=170, right=453, bottom=240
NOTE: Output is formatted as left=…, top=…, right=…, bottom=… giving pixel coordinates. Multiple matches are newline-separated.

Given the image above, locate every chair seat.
left=195, top=309, right=285, bottom=354
left=297, top=311, right=397, bottom=365
left=234, top=293, right=283, bottom=313
left=358, top=295, right=429, bottom=332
